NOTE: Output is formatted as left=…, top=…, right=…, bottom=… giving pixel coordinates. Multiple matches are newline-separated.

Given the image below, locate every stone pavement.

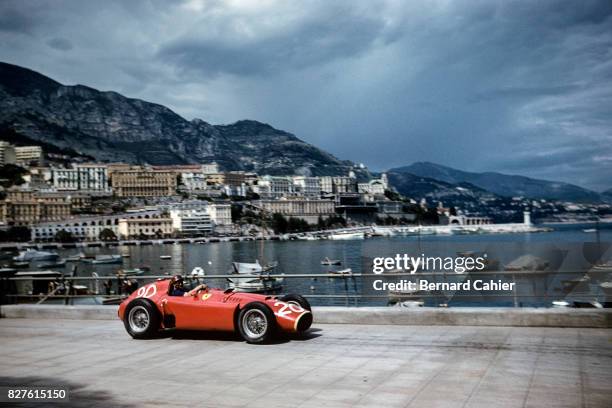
left=0, top=318, right=610, bottom=407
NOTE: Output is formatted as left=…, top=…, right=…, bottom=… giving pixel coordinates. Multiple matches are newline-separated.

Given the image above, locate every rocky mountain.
left=390, top=162, right=602, bottom=203
left=386, top=171, right=501, bottom=209
left=602, top=188, right=612, bottom=204
left=0, top=62, right=355, bottom=176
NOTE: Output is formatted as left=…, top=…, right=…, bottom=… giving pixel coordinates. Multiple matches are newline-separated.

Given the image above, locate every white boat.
left=160, top=255, right=172, bottom=260
left=328, top=268, right=352, bottom=276
left=328, top=231, right=365, bottom=240
left=299, top=235, right=319, bottom=241
left=232, top=260, right=277, bottom=274
left=321, top=257, right=342, bottom=266
left=86, top=255, right=122, bottom=264
left=13, top=249, right=59, bottom=262
left=583, top=228, right=597, bottom=233
left=227, top=260, right=283, bottom=293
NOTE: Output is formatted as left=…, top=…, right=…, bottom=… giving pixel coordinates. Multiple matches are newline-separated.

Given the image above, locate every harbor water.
left=10, top=223, right=612, bottom=307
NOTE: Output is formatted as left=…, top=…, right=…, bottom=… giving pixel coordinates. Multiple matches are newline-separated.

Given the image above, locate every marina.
left=1, top=222, right=610, bottom=307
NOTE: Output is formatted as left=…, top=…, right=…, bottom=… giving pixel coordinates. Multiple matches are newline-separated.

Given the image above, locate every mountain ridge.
left=0, top=61, right=357, bottom=177
left=389, top=162, right=602, bottom=203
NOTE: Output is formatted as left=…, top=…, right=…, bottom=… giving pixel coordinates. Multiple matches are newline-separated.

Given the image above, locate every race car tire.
left=124, top=298, right=161, bottom=339
left=238, top=302, right=276, bottom=344
left=279, top=294, right=311, bottom=311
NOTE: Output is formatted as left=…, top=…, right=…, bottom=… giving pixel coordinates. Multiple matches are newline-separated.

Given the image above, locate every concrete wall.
left=2, top=305, right=610, bottom=328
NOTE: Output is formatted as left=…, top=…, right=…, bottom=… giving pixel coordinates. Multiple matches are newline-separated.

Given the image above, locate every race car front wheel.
left=124, top=298, right=160, bottom=339
left=238, top=302, right=276, bottom=344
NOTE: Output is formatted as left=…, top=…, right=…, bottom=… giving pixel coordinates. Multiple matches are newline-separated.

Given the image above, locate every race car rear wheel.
left=238, top=302, right=276, bottom=344
left=280, top=294, right=311, bottom=311
left=124, top=298, right=160, bottom=339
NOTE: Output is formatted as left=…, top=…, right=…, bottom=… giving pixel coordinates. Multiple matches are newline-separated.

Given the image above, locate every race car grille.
left=296, top=312, right=313, bottom=332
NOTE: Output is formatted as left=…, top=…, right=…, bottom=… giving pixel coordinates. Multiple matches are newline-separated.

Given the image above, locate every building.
left=445, top=215, right=492, bottom=226
left=111, top=169, right=177, bottom=197
left=29, top=211, right=162, bottom=241
left=255, top=176, right=294, bottom=199
left=14, top=146, right=43, bottom=166
left=0, top=141, right=16, bottom=165
left=22, top=167, right=52, bottom=189
left=0, top=189, right=72, bottom=225
left=117, top=217, right=173, bottom=239
left=320, top=175, right=357, bottom=194
left=201, top=163, right=219, bottom=174
left=358, top=179, right=386, bottom=197
left=207, top=203, right=232, bottom=227
left=170, top=209, right=212, bottom=236
left=180, top=172, right=208, bottom=191
left=292, top=176, right=321, bottom=198
left=52, top=168, right=79, bottom=190
left=76, top=164, right=109, bottom=191
left=253, top=199, right=335, bottom=224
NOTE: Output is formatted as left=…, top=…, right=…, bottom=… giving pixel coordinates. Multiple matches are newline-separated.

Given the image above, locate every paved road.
left=0, top=319, right=610, bottom=408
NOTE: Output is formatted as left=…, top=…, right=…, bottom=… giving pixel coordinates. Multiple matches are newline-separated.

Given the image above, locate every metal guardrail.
left=1, top=270, right=602, bottom=281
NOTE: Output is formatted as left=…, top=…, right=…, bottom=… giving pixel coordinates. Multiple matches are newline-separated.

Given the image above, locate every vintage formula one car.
left=118, top=278, right=313, bottom=343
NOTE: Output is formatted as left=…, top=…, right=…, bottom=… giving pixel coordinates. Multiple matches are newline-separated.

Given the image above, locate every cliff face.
left=0, top=62, right=353, bottom=176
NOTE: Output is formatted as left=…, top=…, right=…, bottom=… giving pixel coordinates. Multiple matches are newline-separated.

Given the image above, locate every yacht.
left=13, top=249, right=59, bottom=262
left=328, top=231, right=365, bottom=240
left=227, top=260, right=283, bottom=293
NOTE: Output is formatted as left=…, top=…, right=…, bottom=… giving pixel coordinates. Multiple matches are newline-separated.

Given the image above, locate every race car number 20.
left=274, top=301, right=304, bottom=318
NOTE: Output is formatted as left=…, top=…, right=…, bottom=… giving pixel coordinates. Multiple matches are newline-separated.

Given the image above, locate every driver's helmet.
left=171, top=275, right=184, bottom=289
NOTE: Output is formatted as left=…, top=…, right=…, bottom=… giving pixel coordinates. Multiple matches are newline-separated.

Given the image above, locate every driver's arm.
left=185, top=283, right=208, bottom=296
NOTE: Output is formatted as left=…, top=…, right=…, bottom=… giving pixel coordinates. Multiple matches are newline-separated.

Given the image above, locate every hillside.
left=0, top=62, right=355, bottom=176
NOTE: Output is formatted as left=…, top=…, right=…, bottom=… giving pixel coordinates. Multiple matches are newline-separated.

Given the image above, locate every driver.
left=168, top=275, right=207, bottom=297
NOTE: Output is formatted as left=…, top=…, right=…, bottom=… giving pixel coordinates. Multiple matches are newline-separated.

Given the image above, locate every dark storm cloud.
left=0, top=0, right=611, bottom=190
left=157, top=4, right=398, bottom=76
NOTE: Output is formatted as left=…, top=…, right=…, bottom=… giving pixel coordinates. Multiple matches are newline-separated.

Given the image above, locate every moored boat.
left=13, top=249, right=59, bottom=262
left=84, top=255, right=122, bottom=264
left=321, top=257, right=342, bottom=266
left=328, top=231, right=365, bottom=240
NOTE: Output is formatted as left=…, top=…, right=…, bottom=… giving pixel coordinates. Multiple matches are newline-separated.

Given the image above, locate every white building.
left=118, top=218, right=173, bottom=239
left=30, top=210, right=163, bottom=241
left=358, top=179, right=386, bottom=196
left=208, top=203, right=232, bottom=226
left=181, top=172, right=208, bottom=191
left=52, top=168, right=79, bottom=190
left=0, top=141, right=16, bottom=165
left=201, top=163, right=219, bottom=174
left=51, top=165, right=110, bottom=192
left=76, top=164, right=109, bottom=191
left=292, top=176, right=321, bottom=198
left=170, top=209, right=213, bottom=236
left=255, top=176, right=294, bottom=198
left=15, top=146, right=43, bottom=165
left=320, top=175, right=357, bottom=194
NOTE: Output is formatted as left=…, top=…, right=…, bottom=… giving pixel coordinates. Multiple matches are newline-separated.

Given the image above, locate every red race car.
left=118, top=278, right=313, bottom=344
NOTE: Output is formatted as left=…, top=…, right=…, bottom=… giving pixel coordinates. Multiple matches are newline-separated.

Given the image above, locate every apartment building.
left=111, top=169, right=177, bottom=197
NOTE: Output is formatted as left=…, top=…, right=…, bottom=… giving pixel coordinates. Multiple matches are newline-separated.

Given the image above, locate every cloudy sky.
left=1, top=0, right=611, bottom=191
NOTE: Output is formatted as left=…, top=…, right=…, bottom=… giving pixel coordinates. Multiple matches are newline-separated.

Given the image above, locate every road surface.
left=0, top=318, right=610, bottom=407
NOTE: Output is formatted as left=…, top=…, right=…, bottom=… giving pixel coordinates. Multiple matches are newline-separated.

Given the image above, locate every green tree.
left=99, top=228, right=117, bottom=241
left=271, top=213, right=288, bottom=234
left=0, top=164, right=27, bottom=188
left=55, top=229, right=75, bottom=243
left=0, top=226, right=31, bottom=242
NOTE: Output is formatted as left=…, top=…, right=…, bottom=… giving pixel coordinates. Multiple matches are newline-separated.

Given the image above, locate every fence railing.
left=1, top=269, right=607, bottom=307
